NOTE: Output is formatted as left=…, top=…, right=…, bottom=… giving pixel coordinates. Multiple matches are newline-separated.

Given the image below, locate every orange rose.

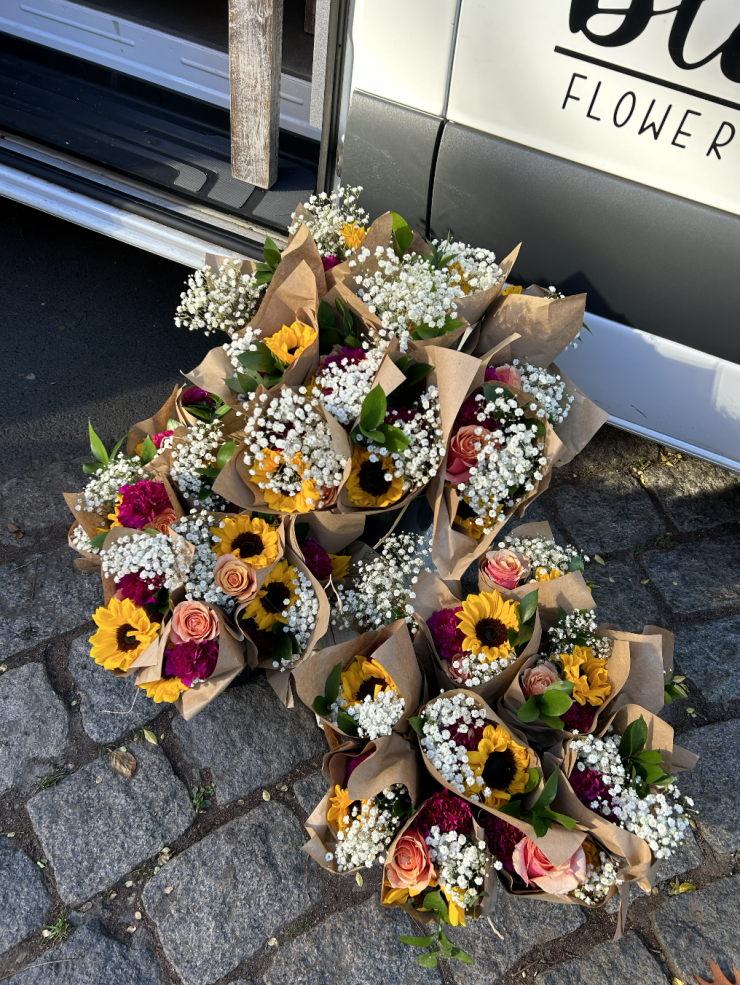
left=521, top=660, right=560, bottom=697
left=445, top=425, right=490, bottom=485
left=386, top=827, right=435, bottom=896
left=482, top=548, right=530, bottom=589
left=213, top=554, right=258, bottom=603
left=151, top=509, right=176, bottom=535
left=170, top=600, right=219, bottom=644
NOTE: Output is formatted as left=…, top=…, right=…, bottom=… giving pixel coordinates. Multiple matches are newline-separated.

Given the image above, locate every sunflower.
left=443, top=893, right=468, bottom=927
left=326, top=784, right=368, bottom=835
left=383, top=884, right=410, bottom=906
left=242, top=559, right=298, bottom=630
left=453, top=514, right=485, bottom=540
left=329, top=553, right=351, bottom=580
left=263, top=320, right=318, bottom=367
left=572, top=654, right=611, bottom=707
left=501, top=284, right=523, bottom=296
left=466, top=724, right=530, bottom=809
left=107, top=495, right=123, bottom=528
left=340, top=655, right=399, bottom=706
left=137, top=676, right=188, bottom=703
left=89, top=597, right=160, bottom=672
left=210, top=514, right=279, bottom=567
left=340, top=222, right=367, bottom=251
left=558, top=646, right=588, bottom=683
left=250, top=447, right=323, bottom=514
left=345, top=447, right=404, bottom=509
left=534, top=566, right=563, bottom=582
left=456, top=591, right=519, bottom=662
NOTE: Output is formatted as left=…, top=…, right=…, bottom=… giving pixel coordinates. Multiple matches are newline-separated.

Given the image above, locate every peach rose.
left=482, top=548, right=530, bottom=589
left=512, top=837, right=586, bottom=895
left=490, top=363, right=523, bottom=389
left=386, top=827, right=435, bottom=895
left=150, top=509, right=176, bottom=535
left=521, top=660, right=560, bottom=697
left=445, top=425, right=491, bottom=485
left=213, top=554, right=258, bottom=603
left=170, top=600, right=219, bottom=644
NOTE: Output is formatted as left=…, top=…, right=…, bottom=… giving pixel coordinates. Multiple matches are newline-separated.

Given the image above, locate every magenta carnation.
left=387, top=406, right=419, bottom=425
left=241, top=621, right=276, bottom=658
left=568, top=766, right=616, bottom=821
left=479, top=811, right=521, bottom=872
left=427, top=606, right=465, bottom=662
left=345, top=752, right=371, bottom=782
left=116, top=572, right=164, bottom=606
left=164, top=639, right=219, bottom=687
left=321, top=347, right=367, bottom=369
left=448, top=722, right=487, bottom=751
left=453, top=393, right=499, bottom=432
left=561, top=703, right=596, bottom=734
left=117, top=480, right=172, bottom=529
left=152, top=430, right=174, bottom=449
left=181, top=386, right=215, bottom=407
left=416, top=788, right=473, bottom=839
left=301, top=540, right=333, bottom=581
left=322, top=255, right=340, bottom=271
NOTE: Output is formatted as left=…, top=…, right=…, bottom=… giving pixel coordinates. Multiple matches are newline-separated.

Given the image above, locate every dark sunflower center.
left=358, top=459, right=392, bottom=496
left=482, top=748, right=518, bottom=791
left=231, top=531, right=264, bottom=558
left=287, top=345, right=300, bottom=355
left=263, top=581, right=291, bottom=613
left=356, top=676, right=387, bottom=701
left=475, top=617, right=508, bottom=648
left=116, top=624, right=139, bottom=651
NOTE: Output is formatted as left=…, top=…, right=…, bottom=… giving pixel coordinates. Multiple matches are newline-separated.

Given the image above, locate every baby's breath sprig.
left=175, top=259, right=267, bottom=338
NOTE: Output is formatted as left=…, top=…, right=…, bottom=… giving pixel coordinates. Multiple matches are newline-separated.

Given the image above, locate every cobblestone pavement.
left=1, top=203, right=739, bottom=984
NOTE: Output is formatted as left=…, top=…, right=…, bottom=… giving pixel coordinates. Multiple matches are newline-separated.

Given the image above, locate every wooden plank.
left=304, top=0, right=316, bottom=33
left=229, top=0, right=284, bottom=190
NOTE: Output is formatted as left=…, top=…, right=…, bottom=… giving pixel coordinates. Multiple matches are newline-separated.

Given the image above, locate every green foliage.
left=35, top=769, right=67, bottom=791
left=317, top=297, right=363, bottom=353
left=409, top=315, right=466, bottom=341
left=253, top=235, right=282, bottom=286
left=498, top=770, right=577, bottom=837
left=390, top=212, right=414, bottom=258
left=618, top=715, right=674, bottom=796
left=139, top=435, right=157, bottom=465
left=399, top=890, right=474, bottom=968
left=216, top=440, right=236, bottom=470
left=408, top=716, right=424, bottom=736
left=517, top=678, right=575, bottom=730
left=568, top=556, right=585, bottom=573
left=192, top=784, right=215, bottom=813
left=43, top=909, right=72, bottom=945
left=89, top=531, right=108, bottom=550
left=664, top=676, right=689, bottom=705
left=386, top=356, right=433, bottom=408
left=270, top=621, right=300, bottom=663
left=424, top=234, right=458, bottom=271
left=84, top=421, right=129, bottom=473
left=226, top=340, right=288, bottom=396
left=507, top=589, right=538, bottom=653
left=351, top=385, right=410, bottom=455
left=313, top=661, right=342, bottom=716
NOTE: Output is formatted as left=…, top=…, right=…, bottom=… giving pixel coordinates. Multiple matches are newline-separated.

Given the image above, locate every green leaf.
left=224, top=377, right=245, bottom=393
left=390, top=212, right=413, bottom=256
left=531, top=813, right=548, bottom=838
left=518, top=589, right=539, bottom=626
left=422, top=890, right=449, bottom=923
left=517, top=696, right=540, bottom=723
left=238, top=347, right=278, bottom=374
left=633, top=749, right=663, bottom=766
left=337, top=711, right=359, bottom=735
left=524, top=767, right=540, bottom=793
left=398, top=936, right=433, bottom=947
left=110, top=433, right=128, bottom=461
left=417, top=953, right=439, bottom=968
left=526, top=418, right=547, bottom=440
left=568, top=556, right=585, bottom=573
left=313, top=695, right=330, bottom=716
left=540, top=688, right=574, bottom=717
left=548, top=679, right=575, bottom=693
left=82, top=462, right=103, bottom=474
left=272, top=631, right=293, bottom=663
left=451, top=947, right=474, bottom=963
left=408, top=716, right=424, bottom=736
left=358, top=426, right=386, bottom=444
left=166, top=417, right=181, bottom=431
left=533, top=770, right=559, bottom=810
left=263, top=236, right=282, bottom=270
left=539, top=713, right=567, bottom=729
left=378, top=423, right=410, bottom=454
left=438, top=931, right=455, bottom=956
left=497, top=800, right=521, bottom=819
left=216, top=440, right=236, bottom=470
left=89, top=531, right=108, bottom=550
left=360, top=385, right=387, bottom=432
left=237, top=370, right=260, bottom=395
left=483, top=383, right=515, bottom=404
left=410, top=322, right=441, bottom=340
left=318, top=299, right=337, bottom=331
left=513, top=621, right=534, bottom=650
left=140, top=436, right=157, bottom=465
left=619, top=716, right=648, bottom=759
left=88, top=420, right=109, bottom=465
left=540, top=807, right=578, bottom=830
left=325, top=661, right=343, bottom=705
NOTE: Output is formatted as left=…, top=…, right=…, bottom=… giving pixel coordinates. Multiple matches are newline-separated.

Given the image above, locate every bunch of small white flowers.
left=442, top=241, right=503, bottom=295
left=289, top=185, right=367, bottom=259
left=327, top=784, right=408, bottom=870
left=359, top=387, right=445, bottom=492
left=272, top=569, right=318, bottom=669
left=71, top=524, right=100, bottom=555
left=175, top=258, right=267, bottom=337
left=243, top=388, right=347, bottom=505
left=331, top=685, right=406, bottom=741
left=448, top=644, right=518, bottom=688
left=222, top=325, right=262, bottom=374
left=570, top=845, right=622, bottom=905
left=425, top=826, right=489, bottom=910
left=419, top=693, right=488, bottom=798
left=100, top=531, right=188, bottom=592
left=171, top=510, right=235, bottom=612
left=513, top=360, right=574, bottom=426
left=456, top=391, right=548, bottom=533
left=79, top=457, right=147, bottom=514
left=334, top=532, right=430, bottom=630
left=498, top=533, right=586, bottom=577
left=170, top=422, right=228, bottom=509
left=545, top=610, right=612, bottom=661
left=313, top=346, right=385, bottom=425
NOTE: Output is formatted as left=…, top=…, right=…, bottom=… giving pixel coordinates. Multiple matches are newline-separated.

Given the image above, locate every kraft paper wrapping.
left=450, top=243, right=521, bottom=330
left=126, top=385, right=190, bottom=455
left=411, top=568, right=542, bottom=706
left=549, top=363, right=610, bottom=468
left=293, top=619, right=422, bottom=739
left=417, top=689, right=586, bottom=867
left=63, top=492, right=108, bottom=540
left=594, top=702, right=698, bottom=775
left=303, top=733, right=423, bottom=875
left=287, top=512, right=366, bottom=558
left=67, top=522, right=102, bottom=571
left=322, top=278, right=386, bottom=339
left=597, top=626, right=671, bottom=715
left=252, top=226, right=326, bottom=328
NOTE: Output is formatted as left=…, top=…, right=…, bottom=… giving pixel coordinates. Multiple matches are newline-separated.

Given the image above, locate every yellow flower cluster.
left=558, top=645, right=612, bottom=707
left=466, top=724, right=530, bottom=809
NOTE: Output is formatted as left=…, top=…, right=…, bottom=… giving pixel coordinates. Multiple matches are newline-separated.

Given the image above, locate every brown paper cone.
left=126, top=385, right=187, bottom=455
left=63, top=492, right=108, bottom=539
left=475, top=289, right=587, bottom=367
left=67, top=521, right=102, bottom=571
left=548, top=363, right=610, bottom=468
left=597, top=627, right=668, bottom=715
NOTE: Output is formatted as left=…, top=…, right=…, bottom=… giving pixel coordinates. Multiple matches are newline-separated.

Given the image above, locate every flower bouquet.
left=303, top=731, right=420, bottom=874
left=411, top=569, right=541, bottom=703
left=294, top=619, right=423, bottom=743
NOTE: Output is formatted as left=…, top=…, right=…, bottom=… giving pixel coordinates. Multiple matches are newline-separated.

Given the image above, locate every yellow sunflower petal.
left=89, top=597, right=160, bottom=673
left=263, top=321, right=318, bottom=367
left=328, top=554, right=351, bottom=580
left=340, top=223, right=367, bottom=251
left=210, top=514, right=280, bottom=567
left=137, top=677, right=188, bottom=703
left=456, top=591, right=519, bottom=662
left=345, top=447, right=404, bottom=509
left=242, top=558, right=298, bottom=630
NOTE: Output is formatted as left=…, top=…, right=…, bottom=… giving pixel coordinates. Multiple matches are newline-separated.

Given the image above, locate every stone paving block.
left=27, top=743, right=193, bottom=905
left=265, top=897, right=443, bottom=985
left=654, top=829, right=703, bottom=884
left=653, top=874, right=740, bottom=985
left=144, top=802, right=310, bottom=985
left=643, top=458, right=740, bottom=533
left=540, top=931, right=666, bottom=985
left=643, top=539, right=740, bottom=617
left=672, top=720, right=740, bottom=854
left=5, top=919, right=165, bottom=984
left=293, top=771, right=327, bottom=815
left=0, top=461, right=81, bottom=553
left=672, top=615, right=740, bottom=703
left=67, top=635, right=160, bottom=743
left=567, top=426, right=660, bottom=473
left=588, top=559, right=660, bottom=632
left=0, top=548, right=101, bottom=658
left=451, top=890, right=586, bottom=984
left=0, top=662, right=68, bottom=795
left=0, top=842, right=51, bottom=954
left=172, top=678, right=326, bottom=804
left=551, top=473, right=664, bottom=555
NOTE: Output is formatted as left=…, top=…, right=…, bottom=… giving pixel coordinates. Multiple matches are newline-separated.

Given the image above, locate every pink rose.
left=213, top=554, right=258, bottom=602
left=386, top=827, right=435, bottom=895
left=512, top=837, right=586, bottom=895
left=482, top=548, right=530, bottom=589
left=490, top=364, right=523, bottom=389
left=445, top=425, right=491, bottom=485
left=521, top=660, right=560, bottom=697
left=170, top=600, right=219, bottom=645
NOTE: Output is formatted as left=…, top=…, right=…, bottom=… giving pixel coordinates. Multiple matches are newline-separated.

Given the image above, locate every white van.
left=0, top=0, right=738, bottom=469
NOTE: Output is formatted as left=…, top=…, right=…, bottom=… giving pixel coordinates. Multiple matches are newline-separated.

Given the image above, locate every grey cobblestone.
left=540, top=932, right=666, bottom=985
left=293, top=771, right=327, bottom=815
left=672, top=615, right=740, bottom=703
left=0, top=462, right=81, bottom=553
left=0, top=842, right=51, bottom=955
left=643, top=457, right=740, bottom=532
left=642, top=538, right=740, bottom=616
left=588, top=559, right=660, bottom=632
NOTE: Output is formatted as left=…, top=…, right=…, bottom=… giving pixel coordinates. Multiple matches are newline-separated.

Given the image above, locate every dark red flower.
left=321, top=348, right=367, bottom=369
left=561, top=703, right=596, bottom=734
left=322, top=255, right=340, bottom=271
left=453, top=394, right=499, bottom=432
left=448, top=722, right=487, bottom=751
left=569, top=766, right=616, bottom=821
left=301, top=539, right=333, bottom=581
left=164, top=639, right=219, bottom=687
left=181, top=386, right=215, bottom=407
left=116, top=572, right=164, bottom=606
left=345, top=752, right=371, bottom=782
left=241, top=621, right=276, bottom=658
left=152, top=430, right=174, bottom=449
left=117, top=480, right=172, bottom=529
left=479, top=811, right=521, bottom=872
left=415, top=788, right=473, bottom=838
left=427, top=606, right=465, bottom=662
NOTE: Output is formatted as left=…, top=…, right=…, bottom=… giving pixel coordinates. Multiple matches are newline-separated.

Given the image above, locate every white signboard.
left=448, top=0, right=740, bottom=217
